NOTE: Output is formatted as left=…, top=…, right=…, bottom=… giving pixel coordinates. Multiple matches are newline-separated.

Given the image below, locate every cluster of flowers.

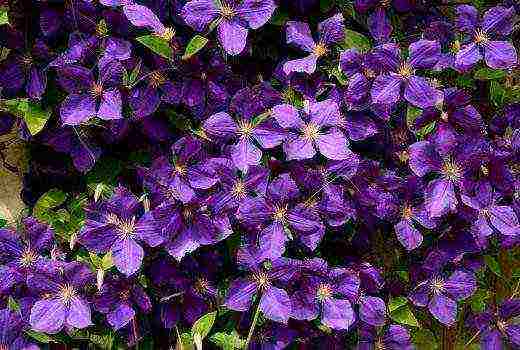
left=0, top=0, right=519, bottom=348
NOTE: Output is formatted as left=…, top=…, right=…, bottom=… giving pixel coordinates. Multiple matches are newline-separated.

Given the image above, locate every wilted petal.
left=60, top=94, right=96, bottom=126
left=321, top=298, right=355, bottom=330
left=259, top=287, right=291, bottom=324
left=218, top=19, right=248, bottom=56
left=483, top=41, right=518, bottom=70
left=371, top=74, right=402, bottom=106
left=428, top=293, right=457, bottom=325
left=30, top=298, right=65, bottom=334
left=224, top=279, right=257, bottom=311
left=286, top=21, right=315, bottom=52
left=283, top=55, right=319, bottom=75
left=316, top=129, right=351, bottom=160
left=66, top=297, right=92, bottom=329
left=404, top=76, right=443, bottom=108
left=181, top=0, right=219, bottom=31
left=112, top=238, right=144, bottom=276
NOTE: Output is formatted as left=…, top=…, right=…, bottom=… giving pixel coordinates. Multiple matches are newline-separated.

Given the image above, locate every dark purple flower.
left=0, top=307, right=39, bottom=350
left=182, top=0, right=276, bottom=55
left=95, top=275, right=152, bottom=330
left=28, top=261, right=93, bottom=333
left=370, top=40, right=443, bottom=109
left=0, top=217, right=54, bottom=293
left=58, top=60, right=124, bottom=125
left=454, top=5, right=518, bottom=71
left=469, top=299, right=520, bottom=349
left=409, top=270, right=476, bottom=325
left=78, top=186, right=163, bottom=276
left=283, top=14, right=345, bottom=75
left=357, top=324, right=413, bottom=350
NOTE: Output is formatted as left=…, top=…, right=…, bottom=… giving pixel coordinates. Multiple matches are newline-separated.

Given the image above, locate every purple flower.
left=78, top=186, right=163, bottom=276
left=224, top=258, right=295, bottom=324
left=454, top=5, right=518, bottom=71
left=470, top=299, right=520, bottom=349
left=58, top=60, right=124, bottom=126
left=289, top=259, right=359, bottom=330
left=272, top=99, right=352, bottom=161
left=283, top=14, right=345, bottom=75
left=357, top=324, right=413, bottom=350
left=182, top=0, right=276, bottom=55
left=370, top=40, right=443, bottom=109
left=409, top=270, right=476, bottom=325
left=461, top=181, right=519, bottom=246
left=95, top=275, right=152, bottom=330
left=0, top=217, right=54, bottom=293
left=0, top=307, right=39, bottom=350
left=28, top=262, right=93, bottom=333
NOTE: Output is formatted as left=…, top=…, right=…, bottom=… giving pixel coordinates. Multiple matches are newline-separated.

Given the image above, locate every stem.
left=133, top=317, right=139, bottom=350
left=244, top=301, right=262, bottom=350
left=464, top=329, right=481, bottom=348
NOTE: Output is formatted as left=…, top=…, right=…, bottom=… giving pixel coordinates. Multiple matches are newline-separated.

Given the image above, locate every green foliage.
left=192, top=311, right=217, bottom=339
left=341, top=29, right=371, bottom=53
left=388, top=297, right=420, bottom=327
left=474, top=68, right=507, bottom=80
left=183, top=35, right=209, bottom=60
left=1, top=98, right=51, bottom=135
left=210, top=331, right=246, bottom=350
left=484, top=255, right=503, bottom=278
left=0, top=8, right=8, bottom=26
left=33, top=189, right=67, bottom=221
left=136, top=35, right=173, bottom=59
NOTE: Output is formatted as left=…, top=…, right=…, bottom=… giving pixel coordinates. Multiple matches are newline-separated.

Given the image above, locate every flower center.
left=253, top=271, right=271, bottom=290
left=183, top=207, right=194, bottom=221
left=442, top=160, right=462, bottom=181
left=105, top=213, right=136, bottom=237
left=474, top=29, right=489, bottom=44
left=316, top=283, right=333, bottom=301
left=313, top=43, right=327, bottom=57
left=237, top=120, right=255, bottom=138
left=272, top=204, right=288, bottom=222
left=374, top=338, right=386, bottom=350
left=363, top=67, right=376, bottom=79
left=398, top=62, right=414, bottom=79
left=119, top=290, right=131, bottom=300
left=20, top=55, right=33, bottom=68
left=402, top=205, right=413, bottom=220
left=496, top=319, right=508, bottom=333
left=158, top=27, right=175, bottom=42
left=430, top=276, right=445, bottom=294
left=59, top=284, right=77, bottom=305
left=91, top=83, right=104, bottom=98
left=195, top=277, right=210, bottom=293
left=149, top=70, right=166, bottom=88
left=303, top=122, right=320, bottom=141
left=19, top=249, right=37, bottom=268
left=220, top=4, right=235, bottom=19
left=231, top=180, right=247, bottom=199
left=379, top=0, right=391, bottom=7
left=96, top=19, right=109, bottom=37
left=450, top=40, right=461, bottom=53
left=397, top=150, right=409, bottom=163
left=174, top=164, right=187, bottom=176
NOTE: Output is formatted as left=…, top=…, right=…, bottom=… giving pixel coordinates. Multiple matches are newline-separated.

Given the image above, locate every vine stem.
left=244, top=301, right=262, bottom=349
left=464, top=329, right=481, bottom=348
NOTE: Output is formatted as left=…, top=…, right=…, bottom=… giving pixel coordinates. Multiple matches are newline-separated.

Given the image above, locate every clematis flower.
left=238, top=173, right=324, bottom=256
left=58, top=60, right=124, bottom=126
left=78, top=186, right=163, bottom=276
left=181, top=0, right=276, bottom=55
left=283, top=14, right=345, bottom=75
left=0, top=217, right=54, bottom=293
left=461, top=181, right=519, bottom=246
left=289, top=258, right=359, bottom=330
left=357, top=324, right=413, bottom=350
left=454, top=5, right=518, bottom=71
left=409, top=269, right=476, bottom=325
left=271, top=99, right=352, bottom=161
left=224, top=258, right=295, bottom=324
left=370, top=40, right=442, bottom=109
left=95, top=275, right=152, bottom=330
left=469, top=298, right=520, bottom=349
left=0, top=307, right=39, bottom=350
left=29, top=262, right=93, bottom=334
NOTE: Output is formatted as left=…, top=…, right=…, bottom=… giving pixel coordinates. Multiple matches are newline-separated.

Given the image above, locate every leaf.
left=406, top=105, right=422, bottom=127
left=269, top=8, right=288, bottom=26
left=86, top=156, right=122, bottom=185
left=469, top=289, right=490, bottom=313
left=210, top=332, right=245, bottom=350
left=2, top=99, right=51, bottom=135
left=89, top=333, right=114, bottom=349
left=490, top=81, right=506, bottom=108
left=192, top=311, right=217, bottom=339
left=183, top=35, right=209, bottom=60
left=7, top=296, right=19, bottom=312
left=341, top=29, right=371, bottom=53
left=0, top=8, right=8, bottom=25
left=136, top=34, right=173, bottom=59
left=320, top=0, right=335, bottom=12
left=101, top=252, right=113, bottom=270
left=484, top=255, right=503, bottom=277
left=388, top=297, right=419, bottom=327
left=33, top=189, right=67, bottom=221
left=412, top=329, right=438, bottom=349
left=25, top=330, right=56, bottom=343
left=474, top=68, right=507, bottom=80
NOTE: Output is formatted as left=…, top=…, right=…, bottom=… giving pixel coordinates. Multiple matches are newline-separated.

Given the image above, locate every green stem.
left=244, top=301, right=262, bottom=349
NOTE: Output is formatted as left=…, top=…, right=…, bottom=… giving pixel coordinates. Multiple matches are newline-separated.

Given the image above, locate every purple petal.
left=425, top=178, right=458, bottom=218
left=455, top=5, right=478, bottom=33
left=316, top=129, right=351, bottom=160
left=368, top=8, right=392, bottom=43
left=482, top=6, right=515, bottom=36
left=231, top=139, right=262, bottom=172
left=444, top=270, right=476, bottom=301
left=181, top=0, right=219, bottom=31
left=395, top=219, right=423, bottom=250
left=30, top=298, right=65, bottom=334
left=283, top=55, right=319, bottom=75
left=317, top=14, right=345, bottom=45
left=123, top=4, right=165, bottom=34
left=322, top=298, right=355, bottom=330
left=480, top=329, right=503, bottom=350
left=218, top=19, right=248, bottom=56
left=310, top=99, right=341, bottom=127
left=27, top=67, right=47, bottom=100
left=259, top=287, right=291, bottom=324
left=359, top=296, right=386, bottom=326
left=258, top=222, right=287, bottom=261
left=107, top=303, right=135, bottom=330
left=237, top=0, right=276, bottom=29
left=286, top=21, right=315, bottom=52
left=408, top=141, right=443, bottom=176
left=284, top=135, right=316, bottom=160
left=202, top=112, right=237, bottom=140
left=66, top=297, right=92, bottom=329
left=408, top=40, right=441, bottom=70
left=224, top=279, right=258, bottom=311
left=489, top=205, right=519, bottom=236
left=112, top=238, right=144, bottom=276
left=483, top=41, right=518, bottom=70
left=454, top=43, right=482, bottom=72
left=98, top=89, right=122, bottom=120
left=371, top=74, right=402, bottom=106
left=428, top=293, right=457, bottom=325
left=60, top=94, right=96, bottom=126
left=404, top=76, right=443, bottom=108
left=272, top=104, right=304, bottom=129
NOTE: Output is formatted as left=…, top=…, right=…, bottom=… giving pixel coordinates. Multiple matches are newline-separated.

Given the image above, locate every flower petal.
left=60, top=94, right=96, bottom=126
left=260, top=287, right=291, bottom=324
left=30, top=298, right=66, bottom=334
left=217, top=19, right=248, bottom=56
left=112, top=238, right=144, bottom=276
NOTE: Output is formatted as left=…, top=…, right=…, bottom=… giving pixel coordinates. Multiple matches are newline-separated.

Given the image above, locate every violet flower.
left=454, top=5, right=518, bottom=71
left=78, top=186, right=163, bottom=276
left=29, top=262, right=94, bottom=334
left=409, top=270, right=476, bottom=325
left=357, top=324, right=413, bottom=350
left=283, top=14, right=345, bottom=75
left=272, top=99, right=352, bottom=161
left=182, top=0, right=276, bottom=55
left=0, top=307, right=39, bottom=350
left=370, top=40, right=443, bottom=109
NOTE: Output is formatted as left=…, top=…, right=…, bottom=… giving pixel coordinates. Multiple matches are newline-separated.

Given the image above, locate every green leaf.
left=320, top=0, right=335, bottom=12
left=474, top=68, right=507, bottom=80
left=412, top=329, right=438, bottom=349
left=2, top=99, right=51, bottom=135
left=25, top=330, right=56, bottom=343
left=86, top=156, right=122, bottom=185
left=341, top=29, right=371, bottom=53
left=183, top=35, right=209, bottom=60
left=490, top=81, right=506, bottom=108
left=7, top=296, right=19, bottom=312
left=484, top=255, right=503, bottom=277
left=406, top=105, right=422, bottom=127
left=136, top=35, right=173, bottom=59
left=101, top=252, right=114, bottom=270
left=33, top=189, right=67, bottom=221
left=269, top=7, right=288, bottom=26
left=192, top=311, right=217, bottom=339
left=388, top=297, right=419, bottom=327
left=210, top=331, right=245, bottom=350
left=89, top=333, right=114, bottom=349
left=469, top=289, right=490, bottom=313
left=0, top=8, right=8, bottom=25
